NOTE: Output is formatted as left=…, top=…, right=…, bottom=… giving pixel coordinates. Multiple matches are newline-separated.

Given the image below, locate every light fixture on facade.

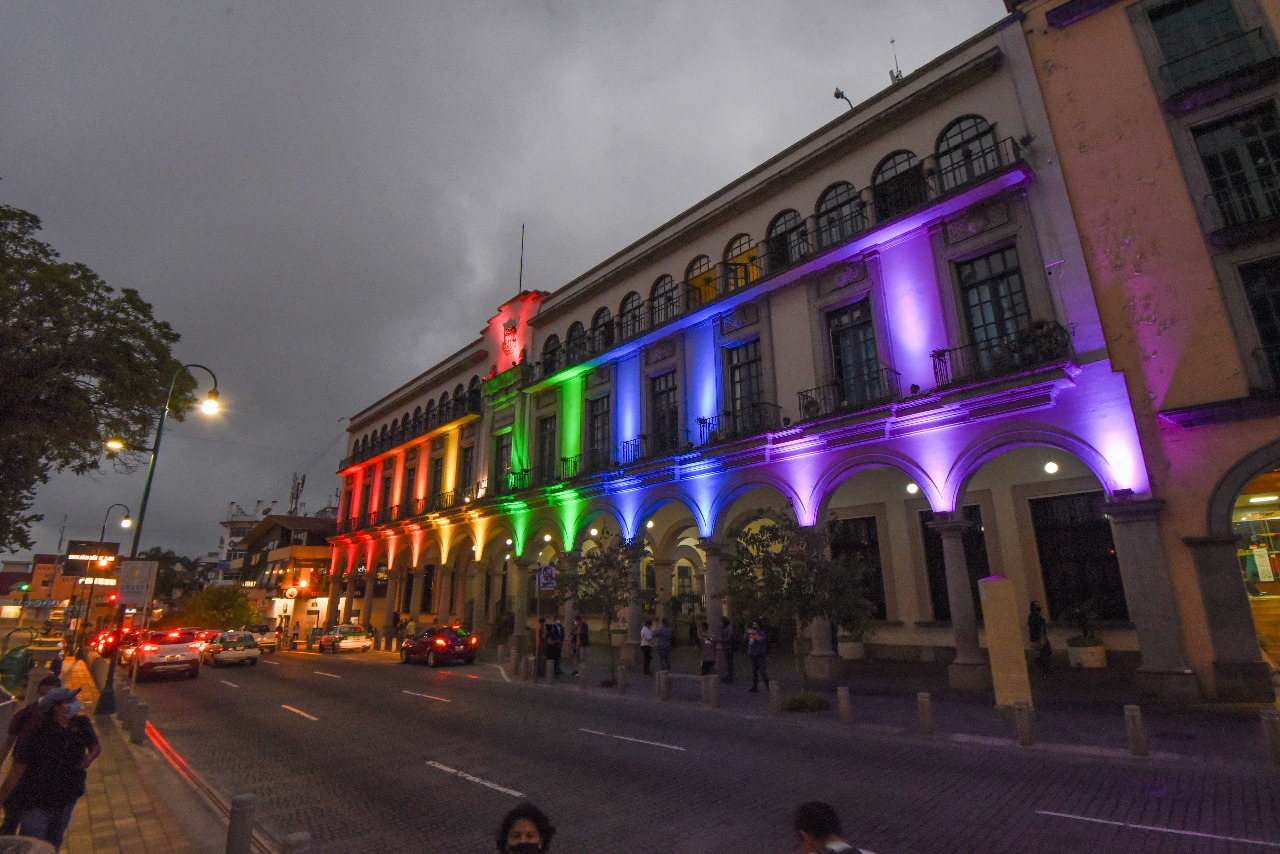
left=906, top=483, right=919, bottom=494
left=1249, top=495, right=1279, bottom=503
left=506, top=538, right=513, bottom=545
left=590, top=528, right=598, bottom=537
left=543, top=533, right=552, bottom=542
left=505, top=553, right=511, bottom=560
left=1044, top=461, right=1059, bottom=474
left=646, top=520, right=654, bottom=529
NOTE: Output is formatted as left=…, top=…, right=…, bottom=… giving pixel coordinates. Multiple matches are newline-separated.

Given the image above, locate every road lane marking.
left=313, top=671, right=340, bottom=678
left=292, top=651, right=322, bottom=656
left=403, top=690, right=451, bottom=702
left=219, top=680, right=239, bottom=688
left=261, top=659, right=280, bottom=665
left=281, top=705, right=319, bottom=721
left=579, top=728, right=686, bottom=752
left=1036, top=811, right=1280, bottom=848
left=425, top=761, right=523, bottom=797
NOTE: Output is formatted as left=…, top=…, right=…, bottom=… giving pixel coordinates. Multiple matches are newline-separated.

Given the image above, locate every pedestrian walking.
left=655, top=618, right=674, bottom=671
left=571, top=616, right=589, bottom=675
left=720, top=617, right=736, bottom=683
left=0, top=687, right=100, bottom=849
left=406, top=616, right=419, bottom=638
left=699, top=621, right=716, bottom=676
left=746, top=620, right=769, bottom=691
left=1028, top=601, right=1051, bottom=669
left=496, top=802, right=556, bottom=853
left=793, top=801, right=878, bottom=853
left=639, top=620, right=654, bottom=675
left=547, top=617, right=565, bottom=676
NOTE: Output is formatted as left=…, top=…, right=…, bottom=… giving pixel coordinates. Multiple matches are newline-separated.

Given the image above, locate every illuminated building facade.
left=1009, top=0, right=1280, bottom=701
left=330, top=14, right=1204, bottom=699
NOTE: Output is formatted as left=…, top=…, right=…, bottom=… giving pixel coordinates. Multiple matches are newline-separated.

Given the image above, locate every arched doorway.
left=1228, top=465, right=1280, bottom=673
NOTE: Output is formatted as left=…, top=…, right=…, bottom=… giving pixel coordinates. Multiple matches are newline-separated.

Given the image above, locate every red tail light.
left=141, top=644, right=160, bottom=653
left=434, top=638, right=447, bottom=646
left=469, top=636, right=478, bottom=645
left=189, top=643, right=203, bottom=650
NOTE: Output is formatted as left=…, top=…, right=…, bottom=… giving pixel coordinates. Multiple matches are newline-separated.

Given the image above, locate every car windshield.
left=150, top=630, right=197, bottom=644
left=224, top=632, right=252, bottom=642
left=247, top=625, right=270, bottom=633
left=338, top=627, right=364, bottom=636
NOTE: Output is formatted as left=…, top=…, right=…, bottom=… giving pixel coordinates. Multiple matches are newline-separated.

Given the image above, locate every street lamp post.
left=97, top=364, right=219, bottom=716
left=76, top=504, right=132, bottom=658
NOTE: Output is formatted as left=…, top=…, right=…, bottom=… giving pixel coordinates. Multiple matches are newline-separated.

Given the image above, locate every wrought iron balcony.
left=616, top=436, right=647, bottom=467
left=698, top=401, right=784, bottom=445
left=559, top=448, right=613, bottom=480
left=375, top=505, right=397, bottom=525
left=798, top=368, right=902, bottom=421
left=762, top=224, right=813, bottom=274
left=931, top=320, right=1071, bottom=388
left=1159, top=28, right=1272, bottom=95
left=1205, top=175, right=1280, bottom=233
left=494, top=469, right=529, bottom=496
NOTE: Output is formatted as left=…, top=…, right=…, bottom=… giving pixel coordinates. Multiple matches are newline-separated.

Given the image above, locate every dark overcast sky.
left=3, top=1, right=1006, bottom=560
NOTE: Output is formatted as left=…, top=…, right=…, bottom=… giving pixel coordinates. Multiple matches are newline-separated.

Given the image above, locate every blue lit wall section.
left=685, top=321, right=720, bottom=426
left=615, top=353, right=642, bottom=442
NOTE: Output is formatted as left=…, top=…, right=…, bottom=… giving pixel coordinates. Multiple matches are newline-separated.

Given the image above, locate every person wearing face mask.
left=0, top=687, right=100, bottom=847
left=495, top=802, right=555, bottom=854
left=0, top=674, right=62, bottom=834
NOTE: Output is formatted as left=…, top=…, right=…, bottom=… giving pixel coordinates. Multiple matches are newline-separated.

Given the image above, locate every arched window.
left=685, top=255, right=715, bottom=309
left=566, top=322, right=587, bottom=363
left=765, top=209, right=809, bottom=270
left=379, top=425, right=389, bottom=443
left=468, top=375, right=482, bottom=409
left=816, top=182, right=868, bottom=248
left=872, top=150, right=928, bottom=221
left=413, top=406, right=423, bottom=429
left=936, top=115, right=999, bottom=191
left=426, top=400, right=436, bottom=425
left=390, top=417, right=399, bottom=434
left=439, top=392, right=450, bottom=422
left=723, top=234, right=757, bottom=293
left=361, top=434, right=369, bottom=451
left=591, top=307, right=614, bottom=352
left=619, top=292, right=644, bottom=340
left=401, top=412, right=410, bottom=429
left=650, top=275, right=680, bottom=326
left=542, top=335, right=562, bottom=371
left=453, top=383, right=466, bottom=415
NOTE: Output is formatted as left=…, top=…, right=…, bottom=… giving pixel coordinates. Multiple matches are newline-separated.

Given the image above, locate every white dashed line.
left=425, top=761, right=523, bottom=797
left=579, top=728, right=686, bottom=751
left=219, top=680, right=239, bottom=688
left=292, top=651, right=322, bottom=656
left=403, top=690, right=451, bottom=702
left=1036, top=811, right=1280, bottom=848
left=281, top=705, right=319, bottom=721
left=313, top=671, right=340, bottom=678
left=261, top=659, right=280, bottom=665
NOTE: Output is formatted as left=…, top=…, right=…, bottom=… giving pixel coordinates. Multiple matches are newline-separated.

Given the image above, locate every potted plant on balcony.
left=1063, top=602, right=1107, bottom=669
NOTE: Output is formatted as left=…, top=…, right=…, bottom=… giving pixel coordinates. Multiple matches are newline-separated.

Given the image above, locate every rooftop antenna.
left=518, top=223, right=525, bottom=296
left=288, top=472, right=305, bottom=515
left=890, top=38, right=904, bottom=84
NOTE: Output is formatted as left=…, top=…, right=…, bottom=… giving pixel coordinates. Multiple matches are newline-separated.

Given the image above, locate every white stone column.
left=623, top=552, right=643, bottom=667
left=928, top=515, right=989, bottom=691
left=340, top=569, right=358, bottom=625
left=380, top=567, right=400, bottom=642
left=700, top=539, right=726, bottom=629
left=653, top=560, right=674, bottom=623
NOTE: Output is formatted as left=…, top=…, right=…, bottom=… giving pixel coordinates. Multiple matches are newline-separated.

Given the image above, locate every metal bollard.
left=1262, top=708, right=1280, bottom=767
left=768, top=682, right=782, bottom=717
left=837, top=686, right=851, bottom=725
left=130, top=702, right=149, bottom=745
left=1124, top=705, right=1148, bottom=757
left=615, top=664, right=627, bottom=695
left=225, top=793, right=257, bottom=854
left=1013, top=701, right=1034, bottom=747
left=917, top=692, right=934, bottom=736
left=281, top=832, right=313, bottom=854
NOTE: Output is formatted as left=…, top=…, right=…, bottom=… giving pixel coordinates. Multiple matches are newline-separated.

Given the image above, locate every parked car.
left=244, top=624, right=279, bottom=653
left=201, top=631, right=261, bottom=667
left=318, top=625, right=373, bottom=653
left=130, top=629, right=201, bottom=680
left=400, top=626, right=479, bottom=667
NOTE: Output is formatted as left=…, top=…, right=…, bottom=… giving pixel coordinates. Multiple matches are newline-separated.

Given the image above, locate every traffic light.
left=16, top=583, right=28, bottom=592
left=108, top=593, right=118, bottom=604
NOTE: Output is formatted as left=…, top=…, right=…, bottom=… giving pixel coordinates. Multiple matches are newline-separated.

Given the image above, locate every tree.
left=723, top=513, right=878, bottom=690
left=554, top=539, right=642, bottom=667
left=139, top=546, right=196, bottom=599
left=0, top=205, right=195, bottom=552
left=162, top=585, right=257, bottom=630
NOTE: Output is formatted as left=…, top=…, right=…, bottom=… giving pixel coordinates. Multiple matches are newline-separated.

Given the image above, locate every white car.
left=318, top=625, right=373, bottom=653
left=244, top=624, right=279, bottom=653
left=202, top=631, right=261, bottom=667
left=131, top=629, right=201, bottom=680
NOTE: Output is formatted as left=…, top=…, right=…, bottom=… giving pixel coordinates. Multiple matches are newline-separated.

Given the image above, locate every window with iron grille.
left=588, top=396, right=610, bottom=468
left=650, top=372, right=680, bottom=455
left=957, top=246, right=1031, bottom=362
left=428, top=458, right=444, bottom=504
left=828, top=299, right=882, bottom=407
left=1195, top=101, right=1280, bottom=229
left=766, top=210, right=809, bottom=269
left=619, top=292, right=644, bottom=340
left=359, top=483, right=371, bottom=518
left=727, top=340, right=764, bottom=411
left=650, top=275, right=680, bottom=326
left=723, top=234, right=756, bottom=292
left=380, top=475, right=393, bottom=511
left=830, top=516, right=888, bottom=620
left=400, top=467, right=416, bottom=508
left=1240, top=256, right=1280, bottom=384
left=591, top=307, right=614, bottom=351
left=936, top=116, right=999, bottom=191
left=1151, top=0, right=1253, bottom=92
left=816, top=182, right=867, bottom=247
left=457, top=446, right=474, bottom=496
left=536, top=416, right=558, bottom=483
left=872, top=151, right=929, bottom=221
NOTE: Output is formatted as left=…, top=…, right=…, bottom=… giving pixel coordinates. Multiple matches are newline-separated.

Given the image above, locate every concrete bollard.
left=658, top=671, right=671, bottom=702
left=281, top=832, right=313, bottom=854
left=118, top=692, right=135, bottom=730
left=704, top=674, right=719, bottom=708
left=225, top=793, right=257, bottom=854
left=129, top=702, right=149, bottom=745
left=523, top=655, right=535, bottom=682
left=1262, top=708, right=1280, bottom=767
left=917, top=692, right=934, bottom=736
left=1013, top=701, right=1034, bottom=747
left=1124, top=705, right=1148, bottom=757
left=615, top=664, right=627, bottom=695
left=837, top=686, right=851, bottom=725
left=768, top=682, right=782, bottom=717
left=542, top=659, right=554, bottom=685
left=578, top=663, right=588, bottom=691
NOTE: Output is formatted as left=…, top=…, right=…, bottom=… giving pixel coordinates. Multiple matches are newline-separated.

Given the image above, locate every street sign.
left=537, top=564, right=557, bottom=591
left=116, top=560, right=158, bottom=609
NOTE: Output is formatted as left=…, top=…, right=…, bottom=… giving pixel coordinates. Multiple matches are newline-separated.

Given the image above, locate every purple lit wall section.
left=879, top=231, right=948, bottom=394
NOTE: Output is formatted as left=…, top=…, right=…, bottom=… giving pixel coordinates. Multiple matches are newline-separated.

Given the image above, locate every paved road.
left=134, top=649, right=1280, bottom=853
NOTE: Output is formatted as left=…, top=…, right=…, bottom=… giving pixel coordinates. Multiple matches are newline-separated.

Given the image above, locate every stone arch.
left=710, top=475, right=805, bottom=539
left=631, top=487, right=708, bottom=541
left=811, top=451, right=944, bottom=521
left=1206, top=437, right=1280, bottom=537
left=572, top=501, right=627, bottom=550
left=947, top=429, right=1125, bottom=511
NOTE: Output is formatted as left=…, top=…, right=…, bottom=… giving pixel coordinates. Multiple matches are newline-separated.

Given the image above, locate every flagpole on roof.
left=518, top=223, right=525, bottom=296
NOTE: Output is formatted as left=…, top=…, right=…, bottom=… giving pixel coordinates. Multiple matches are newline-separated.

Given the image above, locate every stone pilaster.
left=927, top=515, right=989, bottom=691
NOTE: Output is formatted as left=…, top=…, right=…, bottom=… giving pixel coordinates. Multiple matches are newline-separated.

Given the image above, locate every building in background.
left=219, top=500, right=277, bottom=563
left=1009, top=0, right=1279, bottom=701
left=231, top=509, right=337, bottom=632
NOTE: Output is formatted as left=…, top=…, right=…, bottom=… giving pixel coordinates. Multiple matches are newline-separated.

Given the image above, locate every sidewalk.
left=55, top=661, right=222, bottom=854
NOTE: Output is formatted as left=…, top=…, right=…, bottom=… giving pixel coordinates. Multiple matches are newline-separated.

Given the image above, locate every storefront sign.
left=1252, top=547, right=1274, bottom=582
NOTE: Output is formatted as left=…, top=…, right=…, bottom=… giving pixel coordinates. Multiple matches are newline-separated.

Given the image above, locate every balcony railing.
left=698, top=401, right=784, bottom=445
left=762, top=224, right=812, bottom=274
left=560, top=448, right=613, bottom=480
left=931, top=320, right=1071, bottom=388
left=1205, top=175, right=1280, bottom=232
left=617, top=437, right=647, bottom=467
left=341, top=391, right=483, bottom=469
left=1159, top=28, right=1271, bottom=95
left=494, top=469, right=529, bottom=496
left=798, top=367, right=902, bottom=421
left=937, top=137, right=1020, bottom=194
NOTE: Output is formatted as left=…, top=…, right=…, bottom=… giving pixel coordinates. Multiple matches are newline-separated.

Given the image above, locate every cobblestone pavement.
left=133, top=647, right=1280, bottom=854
